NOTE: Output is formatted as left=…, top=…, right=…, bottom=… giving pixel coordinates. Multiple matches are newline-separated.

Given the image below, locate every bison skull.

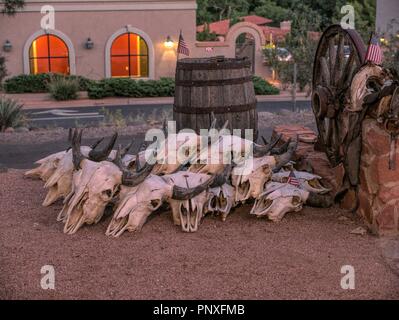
left=272, top=170, right=331, bottom=194
left=25, top=151, right=67, bottom=181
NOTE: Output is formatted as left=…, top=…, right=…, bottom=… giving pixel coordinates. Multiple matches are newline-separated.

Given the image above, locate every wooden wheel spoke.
left=320, top=57, right=330, bottom=86
left=340, top=49, right=356, bottom=89
left=328, top=37, right=336, bottom=80
left=333, top=34, right=345, bottom=86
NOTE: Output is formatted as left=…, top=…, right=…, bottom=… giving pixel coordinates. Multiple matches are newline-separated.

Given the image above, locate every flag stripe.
left=178, top=33, right=190, bottom=56
left=365, top=35, right=383, bottom=65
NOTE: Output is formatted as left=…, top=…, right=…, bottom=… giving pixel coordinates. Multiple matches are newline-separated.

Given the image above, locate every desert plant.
left=252, top=76, right=280, bottom=95
left=0, top=55, right=7, bottom=87
left=0, top=96, right=25, bottom=131
left=3, top=73, right=93, bottom=93
left=100, top=108, right=126, bottom=127
left=47, top=76, right=79, bottom=101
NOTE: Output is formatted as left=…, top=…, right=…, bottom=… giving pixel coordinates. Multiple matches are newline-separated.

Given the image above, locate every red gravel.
left=0, top=170, right=398, bottom=300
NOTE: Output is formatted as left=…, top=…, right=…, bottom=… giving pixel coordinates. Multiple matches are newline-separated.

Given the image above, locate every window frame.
left=110, top=32, right=149, bottom=78
left=29, top=34, right=70, bottom=75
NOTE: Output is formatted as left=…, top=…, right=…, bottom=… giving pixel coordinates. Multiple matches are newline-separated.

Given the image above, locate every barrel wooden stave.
left=173, top=58, right=257, bottom=139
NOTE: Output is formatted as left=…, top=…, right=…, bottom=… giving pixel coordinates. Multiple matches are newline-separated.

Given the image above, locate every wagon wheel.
left=312, top=25, right=366, bottom=167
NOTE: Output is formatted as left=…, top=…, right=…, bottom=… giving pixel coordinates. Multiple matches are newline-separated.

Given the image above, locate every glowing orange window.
left=29, top=34, right=70, bottom=75
left=111, top=33, right=148, bottom=78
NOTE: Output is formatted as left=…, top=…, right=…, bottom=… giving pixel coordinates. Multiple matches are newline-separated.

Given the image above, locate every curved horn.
left=120, top=138, right=134, bottom=158
left=209, top=112, right=217, bottom=130
left=172, top=175, right=215, bottom=200
left=261, top=136, right=268, bottom=145
left=270, top=137, right=291, bottom=155
left=68, top=128, right=73, bottom=143
left=72, top=129, right=85, bottom=170
left=253, top=134, right=282, bottom=157
left=114, top=145, right=155, bottom=187
left=90, top=137, right=105, bottom=150
left=88, top=132, right=118, bottom=162
left=162, top=119, right=168, bottom=138
left=272, top=136, right=298, bottom=172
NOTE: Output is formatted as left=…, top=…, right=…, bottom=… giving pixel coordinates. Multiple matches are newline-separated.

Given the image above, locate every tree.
left=1, top=0, right=24, bottom=15
left=253, top=0, right=291, bottom=26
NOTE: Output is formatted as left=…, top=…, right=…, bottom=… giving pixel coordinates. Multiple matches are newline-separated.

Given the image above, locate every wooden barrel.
left=173, top=56, right=258, bottom=139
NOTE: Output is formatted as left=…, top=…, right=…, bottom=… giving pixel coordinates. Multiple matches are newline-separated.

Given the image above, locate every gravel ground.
left=0, top=170, right=398, bottom=300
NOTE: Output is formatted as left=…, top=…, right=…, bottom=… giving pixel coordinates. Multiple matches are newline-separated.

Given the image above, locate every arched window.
left=111, top=33, right=149, bottom=78
left=29, top=34, right=70, bottom=75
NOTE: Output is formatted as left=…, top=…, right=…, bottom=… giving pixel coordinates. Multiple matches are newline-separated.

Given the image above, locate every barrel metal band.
left=176, top=61, right=251, bottom=71
left=175, top=76, right=253, bottom=87
left=173, top=102, right=257, bottom=114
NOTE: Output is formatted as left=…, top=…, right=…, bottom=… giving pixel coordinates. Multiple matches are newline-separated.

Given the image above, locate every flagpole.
left=176, top=29, right=182, bottom=62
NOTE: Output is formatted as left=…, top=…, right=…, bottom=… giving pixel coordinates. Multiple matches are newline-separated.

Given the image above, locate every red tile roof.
left=243, top=15, right=273, bottom=25
left=197, top=15, right=273, bottom=36
left=262, top=26, right=290, bottom=42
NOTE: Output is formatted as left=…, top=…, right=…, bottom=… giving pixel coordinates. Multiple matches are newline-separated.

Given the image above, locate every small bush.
left=87, top=77, right=175, bottom=99
left=252, top=76, right=280, bottom=95
left=4, top=73, right=93, bottom=93
left=0, top=55, right=7, bottom=87
left=0, top=96, right=25, bottom=131
left=48, top=76, right=79, bottom=101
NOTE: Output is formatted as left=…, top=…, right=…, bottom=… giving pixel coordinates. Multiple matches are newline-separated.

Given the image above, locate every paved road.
left=25, top=100, right=311, bottom=128
left=2, top=100, right=311, bottom=169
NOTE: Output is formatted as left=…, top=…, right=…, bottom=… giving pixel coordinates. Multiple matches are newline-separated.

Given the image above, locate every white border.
left=23, top=29, right=76, bottom=75
left=105, top=25, right=155, bottom=79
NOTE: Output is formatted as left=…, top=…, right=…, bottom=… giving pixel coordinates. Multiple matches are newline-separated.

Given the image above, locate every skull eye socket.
left=149, top=199, right=162, bottom=210
left=103, top=189, right=113, bottom=199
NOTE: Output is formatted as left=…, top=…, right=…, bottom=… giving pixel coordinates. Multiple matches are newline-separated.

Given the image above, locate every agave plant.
left=0, top=96, right=25, bottom=132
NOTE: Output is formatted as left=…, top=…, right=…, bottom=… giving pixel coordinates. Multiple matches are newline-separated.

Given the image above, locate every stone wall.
left=358, top=119, right=399, bottom=236
left=272, top=122, right=399, bottom=236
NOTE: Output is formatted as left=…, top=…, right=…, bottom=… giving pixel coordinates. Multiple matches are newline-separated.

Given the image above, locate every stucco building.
left=0, top=0, right=280, bottom=80
left=0, top=0, right=198, bottom=80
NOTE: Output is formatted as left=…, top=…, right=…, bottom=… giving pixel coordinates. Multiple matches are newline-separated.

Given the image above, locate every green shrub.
left=0, top=96, right=25, bottom=131
left=87, top=77, right=175, bottom=99
left=252, top=76, right=280, bottom=95
left=0, top=55, right=7, bottom=87
left=48, top=76, right=80, bottom=101
left=4, top=73, right=93, bottom=93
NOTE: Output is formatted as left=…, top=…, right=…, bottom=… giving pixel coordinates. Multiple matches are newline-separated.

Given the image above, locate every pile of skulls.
left=26, top=125, right=333, bottom=237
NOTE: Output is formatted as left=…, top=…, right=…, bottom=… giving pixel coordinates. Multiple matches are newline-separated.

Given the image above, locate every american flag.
left=177, top=32, right=190, bottom=57
left=365, top=34, right=383, bottom=65
left=287, top=171, right=300, bottom=187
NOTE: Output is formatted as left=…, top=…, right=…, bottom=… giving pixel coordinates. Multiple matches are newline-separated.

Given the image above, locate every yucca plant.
left=47, top=75, right=79, bottom=101
left=0, top=96, right=25, bottom=132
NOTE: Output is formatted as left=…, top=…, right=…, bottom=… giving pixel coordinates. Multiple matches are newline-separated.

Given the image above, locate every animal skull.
left=231, top=156, right=275, bottom=202
left=25, top=151, right=67, bottom=181
left=58, top=130, right=150, bottom=234
left=250, top=182, right=308, bottom=221
left=251, top=181, right=333, bottom=221
left=207, top=183, right=236, bottom=221
left=165, top=172, right=215, bottom=232
left=107, top=171, right=223, bottom=236
left=60, top=159, right=123, bottom=234
left=272, top=170, right=331, bottom=194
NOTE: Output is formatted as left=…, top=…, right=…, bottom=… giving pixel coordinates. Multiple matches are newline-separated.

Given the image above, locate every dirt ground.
left=0, top=170, right=398, bottom=300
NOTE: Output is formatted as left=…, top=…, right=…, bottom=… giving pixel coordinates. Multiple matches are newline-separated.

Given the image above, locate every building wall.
left=376, top=0, right=399, bottom=36
left=0, top=0, right=197, bottom=79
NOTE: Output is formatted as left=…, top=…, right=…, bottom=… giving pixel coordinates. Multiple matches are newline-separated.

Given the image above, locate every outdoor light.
left=85, top=37, right=94, bottom=49
left=3, top=40, right=12, bottom=52
left=164, top=36, right=174, bottom=49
